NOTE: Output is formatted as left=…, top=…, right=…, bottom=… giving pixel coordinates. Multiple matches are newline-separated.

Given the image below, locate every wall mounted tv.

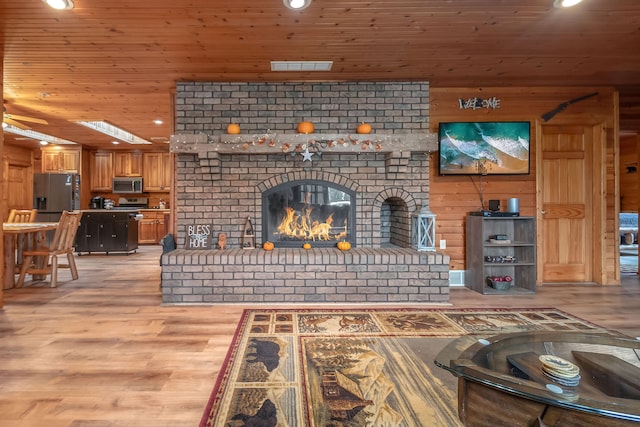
left=438, top=121, right=531, bottom=175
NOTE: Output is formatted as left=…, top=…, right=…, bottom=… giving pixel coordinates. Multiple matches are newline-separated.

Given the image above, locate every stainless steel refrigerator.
left=33, top=173, right=81, bottom=222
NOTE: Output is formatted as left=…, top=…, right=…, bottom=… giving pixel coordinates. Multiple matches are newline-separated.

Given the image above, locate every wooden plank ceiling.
left=2, top=0, right=640, bottom=151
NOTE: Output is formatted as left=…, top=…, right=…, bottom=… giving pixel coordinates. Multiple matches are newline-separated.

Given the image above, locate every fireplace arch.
left=372, top=188, right=418, bottom=248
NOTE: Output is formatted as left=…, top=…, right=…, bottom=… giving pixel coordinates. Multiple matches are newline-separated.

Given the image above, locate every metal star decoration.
left=302, top=148, right=314, bottom=162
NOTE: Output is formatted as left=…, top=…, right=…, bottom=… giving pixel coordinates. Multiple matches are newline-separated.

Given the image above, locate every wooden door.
left=5, top=163, right=33, bottom=219
left=538, top=124, right=604, bottom=283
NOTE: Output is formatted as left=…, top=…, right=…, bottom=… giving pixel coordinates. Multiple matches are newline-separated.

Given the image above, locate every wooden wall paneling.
left=593, top=123, right=609, bottom=285
left=80, top=149, right=92, bottom=210
left=637, top=134, right=640, bottom=270
left=1, top=45, right=4, bottom=309
left=603, top=91, right=620, bottom=284
left=619, top=134, right=638, bottom=212
left=429, top=87, right=618, bottom=284
left=0, top=154, right=2, bottom=309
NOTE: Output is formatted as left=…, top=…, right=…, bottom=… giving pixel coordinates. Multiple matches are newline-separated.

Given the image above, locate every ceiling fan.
left=3, top=103, right=48, bottom=130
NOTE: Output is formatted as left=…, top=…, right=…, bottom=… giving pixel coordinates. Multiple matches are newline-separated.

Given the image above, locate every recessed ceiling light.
left=42, top=0, right=74, bottom=10
left=153, top=119, right=163, bottom=125
left=40, top=140, right=49, bottom=146
left=112, top=141, right=120, bottom=145
left=283, top=0, right=312, bottom=10
left=554, top=0, right=583, bottom=8
left=271, top=61, right=333, bottom=72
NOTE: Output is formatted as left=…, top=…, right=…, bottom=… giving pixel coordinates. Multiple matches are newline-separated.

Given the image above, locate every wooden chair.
left=7, top=209, right=37, bottom=223
left=16, top=211, right=82, bottom=288
left=7, top=209, right=38, bottom=273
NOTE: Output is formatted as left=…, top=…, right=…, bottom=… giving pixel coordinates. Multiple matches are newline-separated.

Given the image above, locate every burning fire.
left=276, top=207, right=347, bottom=241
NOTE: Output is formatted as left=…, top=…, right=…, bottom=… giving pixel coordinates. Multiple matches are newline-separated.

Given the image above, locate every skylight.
left=74, top=120, right=152, bottom=144
left=270, top=61, right=333, bottom=72
left=3, top=124, right=79, bottom=145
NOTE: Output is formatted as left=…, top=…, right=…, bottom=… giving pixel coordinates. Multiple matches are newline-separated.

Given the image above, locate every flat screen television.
left=438, top=121, right=530, bottom=175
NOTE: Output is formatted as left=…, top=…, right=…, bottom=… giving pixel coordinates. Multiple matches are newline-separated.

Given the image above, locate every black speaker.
left=488, top=199, right=500, bottom=212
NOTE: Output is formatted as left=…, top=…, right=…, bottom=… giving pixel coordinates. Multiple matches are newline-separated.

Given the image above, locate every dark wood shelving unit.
left=465, top=215, right=536, bottom=294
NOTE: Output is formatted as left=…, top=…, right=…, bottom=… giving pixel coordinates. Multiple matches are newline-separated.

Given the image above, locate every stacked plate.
left=539, top=355, right=581, bottom=387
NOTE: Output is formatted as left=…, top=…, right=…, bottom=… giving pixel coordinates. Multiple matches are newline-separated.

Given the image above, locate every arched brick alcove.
left=372, top=188, right=417, bottom=248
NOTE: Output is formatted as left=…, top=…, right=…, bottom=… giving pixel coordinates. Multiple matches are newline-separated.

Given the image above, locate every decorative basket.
left=487, top=277, right=513, bottom=290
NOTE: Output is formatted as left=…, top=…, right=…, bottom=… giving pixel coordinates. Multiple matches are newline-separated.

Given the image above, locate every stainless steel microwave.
left=112, top=177, right=143, bottom=193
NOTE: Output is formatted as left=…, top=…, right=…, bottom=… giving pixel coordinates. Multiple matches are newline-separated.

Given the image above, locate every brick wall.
left=162, top=81, right=450, bottom=304
left=175, top=82, right=429, bottom=134
left=175, top=151, right=429, bottom=249
left=173, top=81, right=431, bottom=249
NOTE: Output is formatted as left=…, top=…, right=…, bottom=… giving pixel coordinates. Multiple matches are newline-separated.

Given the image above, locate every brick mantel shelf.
left=170, top=132, right=438, bottom=155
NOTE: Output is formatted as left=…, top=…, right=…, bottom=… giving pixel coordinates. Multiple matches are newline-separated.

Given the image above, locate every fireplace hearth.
left=262, top=180, right=356, bottom=247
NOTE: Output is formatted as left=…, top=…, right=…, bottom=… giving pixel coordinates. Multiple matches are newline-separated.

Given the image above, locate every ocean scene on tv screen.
left=439, top=121, right=530, bottom=175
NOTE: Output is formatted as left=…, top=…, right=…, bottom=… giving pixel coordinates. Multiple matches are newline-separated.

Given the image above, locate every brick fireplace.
left=262, top=178, right=356, bottom=248
left=161, top=82, right=450, bottom=304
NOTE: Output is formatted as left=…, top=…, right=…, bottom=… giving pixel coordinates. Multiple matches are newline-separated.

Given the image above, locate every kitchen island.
left=74, top=210, right=139, bottom=255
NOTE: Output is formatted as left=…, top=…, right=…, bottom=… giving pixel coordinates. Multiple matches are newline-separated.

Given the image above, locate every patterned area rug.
left=200, top=308, right=608, bottom=427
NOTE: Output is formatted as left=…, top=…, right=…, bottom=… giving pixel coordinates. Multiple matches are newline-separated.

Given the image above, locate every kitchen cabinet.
left=75, top=211, right=139, bottom=254
left=41, top=148, right=81, bottom=173
left=138, top=209, right=168, bottom=244
left=465, top=215, right=536, bottom=295
left=142, top=152, right=171, bottom=191
left=90, top=152, right=113, bottom=191
left=114, top=152, right=143, bottom=177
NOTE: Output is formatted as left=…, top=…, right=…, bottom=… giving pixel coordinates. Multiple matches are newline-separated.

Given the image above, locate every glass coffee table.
left=435, top=331, right=640, bottom=426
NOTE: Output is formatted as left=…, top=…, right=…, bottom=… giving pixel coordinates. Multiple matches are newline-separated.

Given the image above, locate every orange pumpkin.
left=356, top=123, right=372, bottom=134
left=227, top=123, right=241, bottom=134
left=337, top=241, right=351, bottom=251
left=297, top=121, right=315, bottom=134
left=302, top=242, right=312, bottom=249
left=263, top=241, right=275, bottom=251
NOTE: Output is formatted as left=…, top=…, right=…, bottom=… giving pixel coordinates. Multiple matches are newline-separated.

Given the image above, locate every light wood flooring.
left=1, top=246, right=638, bottom=426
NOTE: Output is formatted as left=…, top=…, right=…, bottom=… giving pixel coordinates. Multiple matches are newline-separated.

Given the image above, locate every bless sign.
left=187, top=224, right=212, bottom=249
